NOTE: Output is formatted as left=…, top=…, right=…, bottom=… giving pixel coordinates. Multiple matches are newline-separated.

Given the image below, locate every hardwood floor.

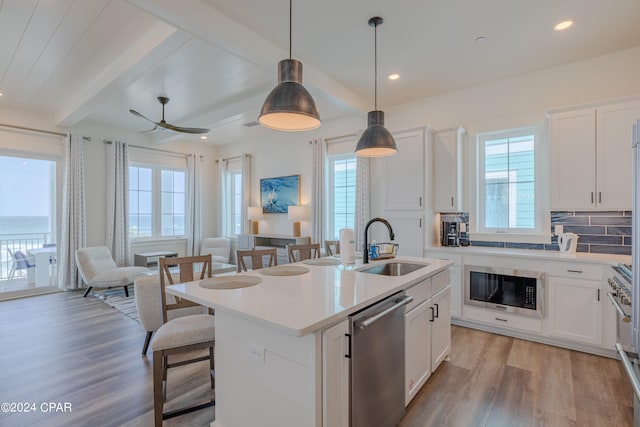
left=0, top=291, right=634, bottom=427
left=400, top=326, right=634, bottom=427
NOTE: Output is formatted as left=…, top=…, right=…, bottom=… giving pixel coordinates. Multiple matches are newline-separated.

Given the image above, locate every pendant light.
left=258, top=0, right=321, bottom=131
left=355, top=17, right=398, bottom=157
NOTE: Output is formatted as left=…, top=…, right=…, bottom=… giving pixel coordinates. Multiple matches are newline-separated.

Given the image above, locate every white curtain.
left=186, top=154, right=202, bottom=256
left=105, top=141, right=129, bottom=266
left=219, top=158, right=229, bottom=236
left=355, top=156, right=370, bottom=252
left=240, top=153, right=251, bottom=234
left=58, top=135, right=86, bottom=290
left=311, top=138, right=327, bottom=245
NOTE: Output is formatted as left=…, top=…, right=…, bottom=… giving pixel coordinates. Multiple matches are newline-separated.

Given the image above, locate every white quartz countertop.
left=166, top=256, right=452, bottom=337
left=424, top=245, right=631, bottom=265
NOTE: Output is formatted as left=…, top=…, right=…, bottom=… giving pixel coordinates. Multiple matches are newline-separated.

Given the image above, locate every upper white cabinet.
left=382, top=128, right=425, bottom=211
left=432, top=127, right=465, bottom=212
left=548, top=99, right=640, bottom=210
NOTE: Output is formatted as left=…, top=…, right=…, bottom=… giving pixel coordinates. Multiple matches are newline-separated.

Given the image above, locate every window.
left=129, top=164, right=186, bottom=239
left=222, top=159, right=243, bottom=237
left=476, top=126, right=543, bottom=236
left=328, top=154, right=357, bottom=239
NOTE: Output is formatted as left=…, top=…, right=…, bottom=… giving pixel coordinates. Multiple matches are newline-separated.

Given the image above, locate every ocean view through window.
left=0, top=155, right=56, bottom=284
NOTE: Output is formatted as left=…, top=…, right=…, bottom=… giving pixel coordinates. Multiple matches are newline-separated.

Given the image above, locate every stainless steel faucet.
left=363, top=217, right=395, bottom=263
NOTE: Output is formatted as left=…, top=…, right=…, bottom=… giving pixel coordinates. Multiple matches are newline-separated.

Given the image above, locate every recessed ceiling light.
left=554, top=20, right=573, bottom=31
left=474, top=36, right=487, bottom=43
left=200, top=135, right=208, bottom=140
left=388, top=74, right=400, bottom=81
left=0, top=92, right=3, bottom=96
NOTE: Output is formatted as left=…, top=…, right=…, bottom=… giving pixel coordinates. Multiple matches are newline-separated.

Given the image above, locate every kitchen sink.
left=358, top=262, right=428, bottom=276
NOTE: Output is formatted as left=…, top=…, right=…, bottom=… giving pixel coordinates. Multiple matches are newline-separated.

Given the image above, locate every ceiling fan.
left=129, top=96, right=210, bottom=134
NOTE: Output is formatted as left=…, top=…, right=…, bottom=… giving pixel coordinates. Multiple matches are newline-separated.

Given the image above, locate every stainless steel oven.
left=464, top=265, right=545, bottom=318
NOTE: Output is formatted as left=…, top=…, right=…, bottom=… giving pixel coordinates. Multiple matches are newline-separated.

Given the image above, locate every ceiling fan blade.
left=129, top=109, right=158, bottom=125
left=159, top=122, right=210, bottom=134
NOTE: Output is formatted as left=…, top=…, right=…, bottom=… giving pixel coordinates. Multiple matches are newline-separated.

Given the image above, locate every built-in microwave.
left=464, top=265, right=546, bottom=318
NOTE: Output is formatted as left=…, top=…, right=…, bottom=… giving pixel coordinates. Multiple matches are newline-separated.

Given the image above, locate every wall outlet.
left=248, top=343, right=265, bottom=363
left=555, top=224, right=563, bottom=235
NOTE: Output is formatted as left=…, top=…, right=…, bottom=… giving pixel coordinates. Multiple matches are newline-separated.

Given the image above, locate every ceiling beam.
left=126, top=0, right=369, bottom=116
left=54, top=19, right=183, bottom=128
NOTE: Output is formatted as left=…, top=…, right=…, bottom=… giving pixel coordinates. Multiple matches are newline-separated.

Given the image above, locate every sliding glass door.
left=0, top=154, right=57, bottom=296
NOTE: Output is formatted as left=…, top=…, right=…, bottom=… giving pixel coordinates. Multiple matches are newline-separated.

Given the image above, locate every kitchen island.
left=166, top=256, right=452, bottom=427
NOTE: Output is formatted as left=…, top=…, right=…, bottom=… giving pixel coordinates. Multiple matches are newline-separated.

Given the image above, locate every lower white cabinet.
left=547, top=276, right=603, bottom=346
left=405, top=299, right=432, bottom=405
left=449, top=266, right=462, bottom=318
left=322, top=320, right=350, bottom=427
left=404, top=283, right=452, bottom=406
left=431, top=287, right=451, bottom=371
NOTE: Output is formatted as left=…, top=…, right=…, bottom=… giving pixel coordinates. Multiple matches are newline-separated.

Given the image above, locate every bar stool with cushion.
left=75, top=246, right=149, bottom=297
left=287, top=243, right=321, bottom=263
left=151, top=255, right=215, bottom=426
left=134, top=273, right=206, bottom=355
left=236, top=248, right=278, bottom=272
left=324, top=240, right=340, bottom=256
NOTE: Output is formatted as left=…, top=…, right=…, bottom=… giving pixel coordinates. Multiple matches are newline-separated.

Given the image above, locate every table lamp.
left=247, top=207, right=263, bottom=234
left=288, top=205, right=310, bottom=237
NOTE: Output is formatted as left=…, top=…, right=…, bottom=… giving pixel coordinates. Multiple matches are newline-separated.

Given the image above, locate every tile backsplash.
left=439, top=211, right=631, bottom=256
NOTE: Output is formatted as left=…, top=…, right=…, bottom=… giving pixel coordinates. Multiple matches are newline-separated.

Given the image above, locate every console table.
left=134, top=251, right=178, bottom=267
left=237, top=234, right=311, bottom=265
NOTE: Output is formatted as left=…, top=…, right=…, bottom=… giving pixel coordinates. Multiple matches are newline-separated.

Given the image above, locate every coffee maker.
left=441, top=221, right=460, bottom=247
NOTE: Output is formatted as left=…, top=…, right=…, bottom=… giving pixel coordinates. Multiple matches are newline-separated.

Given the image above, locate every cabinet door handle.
left=344, top=333, right=351, bottom=358
left=599, top=192, right=602, bottom=203
left=451, top=197, right=454, bottom=206
left=597, top=289, right=600, bottom=302
left=567, top=269, right=583, bottom=274
left=429, top=306, right=435, bottom=322
left=591, top=192, right=594, bottom=203
left=434, top=303, right=439, bottom=318
left=419, top=196, right=422, bottom=207
left=419, top=218, right=422, bottom=228
left=495, top=317, right=508, bottom=322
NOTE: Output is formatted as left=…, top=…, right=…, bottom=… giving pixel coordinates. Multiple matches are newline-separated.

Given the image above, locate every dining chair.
left=287, top=243, right=321, bottom=263
left=236, top=248, right=278, bottom=272
left=6, top=248, right=35, bottom=289
left=324, top=240, right=340, bottom=256
left=151, top=254, right=215, bottom=426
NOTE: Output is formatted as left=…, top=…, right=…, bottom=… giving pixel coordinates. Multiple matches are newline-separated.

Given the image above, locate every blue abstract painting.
left=260, top=175, right=300, bottom=214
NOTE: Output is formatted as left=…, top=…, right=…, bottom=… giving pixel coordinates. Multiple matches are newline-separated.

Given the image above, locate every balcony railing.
left=0, top=233, right=52, bottom=280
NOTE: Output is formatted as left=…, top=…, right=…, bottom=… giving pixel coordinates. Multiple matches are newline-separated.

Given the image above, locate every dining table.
left=27, top=247, right=57, bottom=286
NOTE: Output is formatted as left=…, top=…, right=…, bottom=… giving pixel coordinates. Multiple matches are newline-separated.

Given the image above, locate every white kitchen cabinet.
left=548, top=99, right=640, bottom=210
left=322, top=319, right=350, bottom=427
left=382, top=128, right=425, bottom=211
left=431, top=286, right=451, bottom=371
left=547, top=276, right=603, bottom=346
left=424, top=250, right=462, bottom=318
left=374, top=215, right=423, bottom=257
left=405, top=299, right=432, bottom=406
left=432, top=127, right=465, bottom=212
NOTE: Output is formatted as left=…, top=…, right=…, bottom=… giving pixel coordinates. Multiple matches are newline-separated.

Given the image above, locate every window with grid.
left=477, top=127, right=540, bottom=233
left=129, top=164, right=186, bottom=239
left=328, top=154, right=357, bottom=239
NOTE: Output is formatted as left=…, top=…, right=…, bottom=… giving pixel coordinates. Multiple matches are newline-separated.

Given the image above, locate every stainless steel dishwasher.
left=348, top=291, right=413, bottom=427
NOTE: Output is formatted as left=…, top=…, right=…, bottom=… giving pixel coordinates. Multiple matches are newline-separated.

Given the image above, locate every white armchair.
left=75, top=246, right=149, bottom=297
left=200, top=237, right=231, bottom=263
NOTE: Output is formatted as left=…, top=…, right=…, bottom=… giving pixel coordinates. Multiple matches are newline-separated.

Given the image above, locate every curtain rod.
left=215, top=153, right=247, bottom=163
left=0, top=123, right=67, bottom=137
left=312, top=133, right=358, bottom=144
left=93, top=138, right=203, bottom=159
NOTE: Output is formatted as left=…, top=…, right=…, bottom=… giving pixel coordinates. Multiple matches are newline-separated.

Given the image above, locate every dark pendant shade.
left=259, top=59, right=321, bottom=131
left=355, top=110, right=398, bottom=157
